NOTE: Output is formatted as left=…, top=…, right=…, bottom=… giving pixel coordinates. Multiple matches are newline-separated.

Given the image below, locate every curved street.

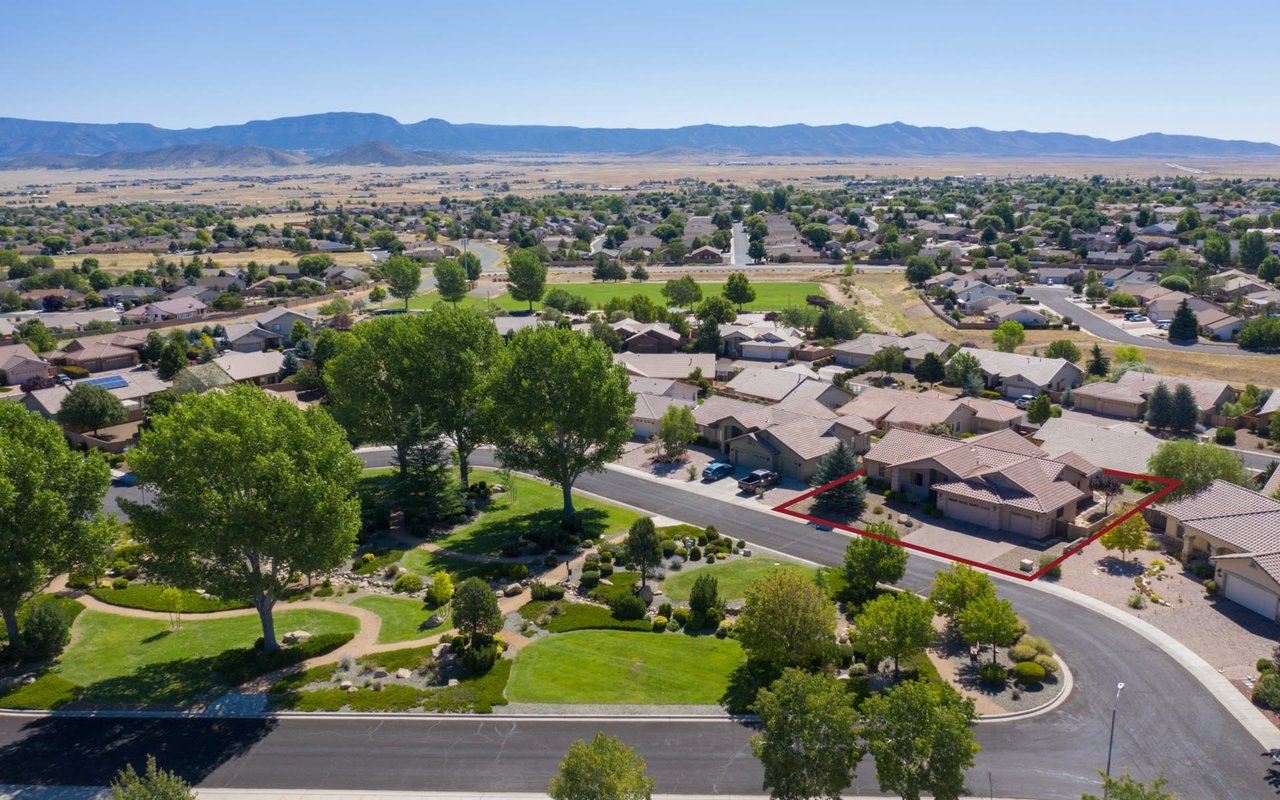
left=68, top=450, right=1280, bottom=798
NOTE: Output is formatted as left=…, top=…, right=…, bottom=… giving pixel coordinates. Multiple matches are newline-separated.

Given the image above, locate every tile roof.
left=212, top=350, right=285, bottom=382
left=1163, top=480, right=1280, bottom=552
left=1116, top=372, right=1233, bottom=411
left=962, top=349, right=1081, bottom=388
left=614, top=352, right=715, bottom=380
left=725, top=367, right=813, bottom=402
left=1213, top=550, right=1280, bottom=587
left=1034, top=417, right=1160, bottom=474
left=632, top=392, right=690, bottom=421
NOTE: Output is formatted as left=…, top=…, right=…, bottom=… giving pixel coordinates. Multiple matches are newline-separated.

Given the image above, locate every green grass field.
left=87, top=584, right=249, bottom=613
left=506, top=630, right=744, bottom=704
left=351, top=596, right=451, bottom=644
left=7, top=608, right=359, bottom=708
left=661, top=558, right=818, bottom=602
left=403, top=281, right=826, bottom=313
left=401, top=469, right=639, bottom=572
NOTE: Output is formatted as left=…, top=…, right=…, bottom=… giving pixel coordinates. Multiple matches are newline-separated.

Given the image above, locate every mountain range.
left=1, top=112, right=1277, bottom=163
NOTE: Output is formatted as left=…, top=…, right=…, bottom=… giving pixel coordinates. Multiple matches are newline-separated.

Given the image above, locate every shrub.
left=1203, top=579, right=1218, bottom=595
left=715, top=624, right=730, bottom=639
left=672, top=607, right=690, bottom=626
left=530, top=582, right=566, bottom=601
left=1215, top=427, right=1237, bottom=445
left=1253, top=673, right=1280, bottom=710
left=658, top=602, right=673, bottom=618
left=705, top=553, right=716, bottom=564
left=978, top=662, right=1007, bottom=686
left=661, top=539, right=678, bottom=557
left=578, top=570, right=600, bottom=588
left=610, top=593, right=647, bottom=621
left=1008, top=643, right=1039, bottom=663
left=848, top=662, right=869, bottom=677
left=111, top=577, right=129, bottom=590
left=1033, top=654, right=1058, bottom=675
left=1188, top=563, right=1214, bottom=580
left=1018, top=635, right=1054, bottom=657
left=20, top=600, right=73, bottom=661
left=1127, top=593, right=1146, bottom=609
left=1038, top=554, right=1062, bottom=579
left=666, top=618, right=680, bottom=632
left=393, top=573, right=424, bottom=594
left=688, top=545, right=702, bottom=561
left=1143, top=539, right=1162, bottom=551
left=1013, top=661, right=1046, bottom=685
left=1258, top=658, right=1276, bottom=674
left=598, top=562, right=615, bottom=577
left=652, top=615, right=668, bottom=632
left=675, top=547, right=688, bottom=558
left=460, top=643, right=498, bottom=675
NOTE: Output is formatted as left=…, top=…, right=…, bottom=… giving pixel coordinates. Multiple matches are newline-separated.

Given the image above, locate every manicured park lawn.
left=406, top=281, right=826, bottom=314
left=352, top=595, right=451, bottom=644
left=661, top=558, right=817, bottom=603
left=14, top=608, right=358, bottom=708
left=402, top=469, right=639, bottom=569
left=506, top=630, right=744, bottom=704
left=88, top=583, right=249, bottom=613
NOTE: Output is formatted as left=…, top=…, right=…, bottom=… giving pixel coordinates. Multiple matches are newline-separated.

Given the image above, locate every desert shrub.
left=111, top=577, right=129, bottom=590
left=1017, top=635, right=1055, bottom=657
left=393, top=573, right=424, bottom=594
left=1013, top=661, right=1046, bottom=685
left=610, top=593, right=647, bottom=621
left=1038, top=554, right=1062, bottom=578
left=652, top=615, right=668, bottom=632
left=1215, top=427, right=1237, bottom=445
left=529, top=582, right=565, bottom=601
left=1189, top=563, right=1215, bottom=580
left=978, top=662, right=1007, bottom=685
left=1203, top=579, right=1218, bottom=595
left=20, top=601, right=73, bottom=661
left=668, top=559, right=683, bottom=571
left=1033, top=654, right=1058, bottom=675
left=1008, top=642, right=1039, bottom=663
left=1127, top=594, right=1146, bottom=609
left=1253, top=673, right=1280, bottom=710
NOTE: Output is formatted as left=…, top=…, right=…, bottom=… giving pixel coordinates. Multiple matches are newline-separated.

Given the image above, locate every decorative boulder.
left=637, top=584, right=655, bottom=605
left=282, top=630, right=312, bottom=645
left=425, top=614, right=446, bottom=628
left=504, top=583, right=523, bottom=597
left=373, top=668, right=388, bottom=679
left=339, top=680, right=353, bottom=690
left=395, top=668, right=412, bottom=680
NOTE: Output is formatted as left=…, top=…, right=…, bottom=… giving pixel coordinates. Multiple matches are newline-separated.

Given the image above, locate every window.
left=913, top=473, right=924, bottom=486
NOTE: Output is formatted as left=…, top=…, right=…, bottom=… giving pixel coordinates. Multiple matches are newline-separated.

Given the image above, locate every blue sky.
left=4, top=0, right=1277, bottom=142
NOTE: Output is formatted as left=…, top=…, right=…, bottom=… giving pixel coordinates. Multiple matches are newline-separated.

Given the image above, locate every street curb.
left=977, top=653, right=1073, bottom=724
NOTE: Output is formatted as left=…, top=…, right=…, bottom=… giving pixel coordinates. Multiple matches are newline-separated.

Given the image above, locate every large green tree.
left=1081, top=771, right=1175, bottom=800
left=415, top=307, right=502, bottom=488
left=0, top=404, right=109, bottom=646
left=751, top=669, right=863, bottom=800
left=1240, top=230, right=1269, bottom=271
left=433, top=258, right=468, bottom=305
left=1167, top=299, right=1198, bottom=342
left=1169, top=382, right=1199, bottom=433
left=913, top=352, right=946, bottom=386
left=57, top=382, right=127, bottom=436
left=624, top=517, right=662, bottom=588
left=1147, top=439, right=1249, bottom=497
left=810, top=441, right=866, bottom=515
left=1043, top=339, right=1082, bottom=364
left=661, top=275, right=703, bottom=312
left=381, top=255, right=422, bottom=309
left=1085, top=343, right=1110, bottom=378
left=657, top=403, right=696, bottom=460
left=486, top=326, right=634, bottom=516
left=451, top=576, right=503, bottom=637
left=506, top=249, right=547, bottom=311
left=549, top=733, right=654, bottom=800
left=929, top=563, right=996, bottom=625
left=111, top=756, right=195, bottom=800
left=736, top=569, right=836, bottom=669
left=842, top=522, right=908, bottom=604
left=991, top=321, right=1025, bottom=353
left=862, top=680, right=980, bottom=800
left=723, top=272, right=756, bottom=310
left=121, top=386, right=361, bottom=650
left=957, top=594, right=1021, bottom=664
left=1145, top=382, right=1174, bottom=429
left=852, top=591, right=935, bottom=678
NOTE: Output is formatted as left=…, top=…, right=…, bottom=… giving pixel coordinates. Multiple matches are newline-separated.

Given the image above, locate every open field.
left=505, top=629, right=743, bottom=704
left=407, top=280, right=826, bottom=313
left=8, top=155, right=1280, bottom=209
left=51, top=247, right=373, bottom=272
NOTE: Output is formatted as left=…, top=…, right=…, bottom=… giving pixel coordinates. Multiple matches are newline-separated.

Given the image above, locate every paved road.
left=80, top=452, right=1278, bottom=798
left=1027, top=287, right=1265, bottom=357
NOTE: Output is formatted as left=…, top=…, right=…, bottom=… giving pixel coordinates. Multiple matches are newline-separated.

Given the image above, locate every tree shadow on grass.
left=0, top=715, right=278, bottom=788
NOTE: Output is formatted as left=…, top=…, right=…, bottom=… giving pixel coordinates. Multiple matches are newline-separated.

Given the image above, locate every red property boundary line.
left=771, top=468, right=1181, bottom=582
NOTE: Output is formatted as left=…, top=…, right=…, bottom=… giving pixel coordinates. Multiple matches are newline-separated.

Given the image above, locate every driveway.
left=1028, top=286, right=1263, bottom=356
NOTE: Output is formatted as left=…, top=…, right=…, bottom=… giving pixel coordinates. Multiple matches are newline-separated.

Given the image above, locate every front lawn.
left=506, top=630, right=744, bottom=704
left=518, top=601, right=651, bottom=633
left=2, top=608, right=359, bottom=708
left=661, top=558, right=817, bottom=603
left=87, top=584, right=249, bottom=613
left=352, top=595, right=451, bottom=644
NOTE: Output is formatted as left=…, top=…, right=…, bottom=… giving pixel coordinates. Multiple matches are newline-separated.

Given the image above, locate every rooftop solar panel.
left=81, top=375, right=128, bottom=390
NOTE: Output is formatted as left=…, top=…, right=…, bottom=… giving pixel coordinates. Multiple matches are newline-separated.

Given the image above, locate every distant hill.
left=311, top=140, right=472, bottom=166
left=0, top=112, right=1277, bottom=160
left=78, top=144, right=306, bottom=169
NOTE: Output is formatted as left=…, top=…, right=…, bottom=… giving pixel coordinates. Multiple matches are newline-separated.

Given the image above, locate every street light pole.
left=1104, top=681, right=1125, bottom=797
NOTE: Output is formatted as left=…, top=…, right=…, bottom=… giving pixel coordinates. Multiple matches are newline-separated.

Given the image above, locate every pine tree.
left=1171, top=383, right=1200, bottom=433
left=1168, top=299, right=1199, bottom=341
left=811, top=441, right=866, bottom=515
left=1145, top=382, right=1174, bottom=430
left=1086, top=344, right=1109, bottom=377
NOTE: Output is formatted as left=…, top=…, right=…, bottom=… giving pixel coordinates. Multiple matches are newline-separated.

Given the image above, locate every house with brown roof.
left=122, top=297, right=208, bottom=323
left=959, top=349, right=1083, bottom=398
left=684, top=245, right=725, bottom=264
left=862, top=428, right=1099, bottom=538
left=984, top=302, right=1047, bottom=326
left=0, top=342, right=50, bottom=386
left=723, top=367, right=851, bottom=407
left=59, top=333, right=142, bottom=372
left=610, top=319, right=685, bottom=354
left=836, top=386, right=1020, bottom=436
left=829, top=333, right=951, bottom=370
left=1161, top=480, right=1280, bottom=621
left=614, top=352, right=715, bottom=381
left=727, top=415, right=874, bottom=481
left=212, top=350, right=285, bottom=386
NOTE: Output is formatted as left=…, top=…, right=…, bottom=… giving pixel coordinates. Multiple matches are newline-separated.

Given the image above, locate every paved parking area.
left=902, top=525, right=1018, bottom=564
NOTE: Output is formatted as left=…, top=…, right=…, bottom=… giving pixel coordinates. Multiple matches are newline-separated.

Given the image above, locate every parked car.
left=702, top=461, right=735, bottom=482
left=1014, top=394, right=1037, bottom=410
left=737, top=469, right=780, bottom=492
left=1127, top=314, right=1149, bottom=323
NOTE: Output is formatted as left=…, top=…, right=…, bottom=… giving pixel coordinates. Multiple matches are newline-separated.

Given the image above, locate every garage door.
left=1007, top=512, right=1036, bottom=537
left=1224, top=574, right=1279, bottom=620
left=729, top=444, right=774, bottom=473
left=942, top=497, right=996, bottom=528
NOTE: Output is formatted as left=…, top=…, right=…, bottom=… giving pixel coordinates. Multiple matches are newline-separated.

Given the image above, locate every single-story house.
left=1160, top=480, right=1280, bottom=621
left=256, top=306, right=317, bottom=336
left=24, top=368, right=170, bottom=419
left=862, top=427, right=1100, bottom=539
left=960, top=349, right=1083, bottom=398
left=0, top=342, right=50, bottom=386
left=726, top=415, right=875, bottom=481
left=836, top=386, right=1020, bottom=436
left=684, top=245, right=724, bottom=264
left=58, top=337, right=141, bottom=372
left=212, top=350, right=286, bottom=386
left=829, top=333, right=951, bottom=370
left=955, top=282, right=1016, bottom=314
left=984, top=302, right=1047, bottom=325
left=720, top=322, right=805, bottom=362
left=611, top=320, right=685, bottom=354
left=323, top=266, right=370, bottom=287
left=1036, top=266, right=1084, bottom=286
left=222, top=322, right=284, bottom=353
left=1031, top=416, right=1160, bottom=474
left=628, top=376, right=699, bottom=404
left=122, top=297, right=208, bottom=323
left=1117, top=372, right=1234, bottom=422
left=614, top=352, right=716, bottom=381
left=1069, top=380, right=1147, bottom=419
left=631, top=393, right=695, bottom=439
left=723, top=367, right=849, bottom=407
